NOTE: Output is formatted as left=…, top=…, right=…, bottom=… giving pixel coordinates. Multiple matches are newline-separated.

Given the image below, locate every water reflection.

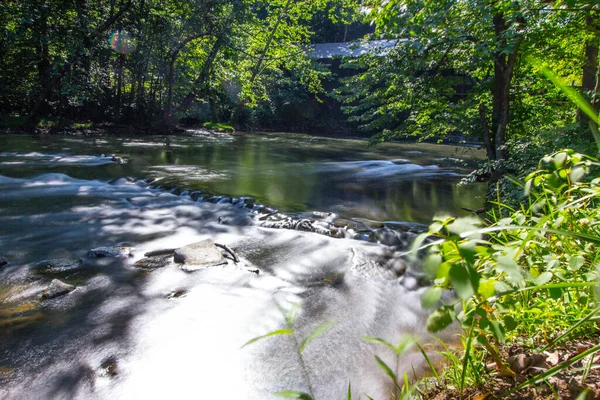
left=0, top=132, right=486, bottom=223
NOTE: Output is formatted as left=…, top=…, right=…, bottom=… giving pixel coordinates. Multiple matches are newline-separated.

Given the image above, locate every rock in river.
left=134, top=254, right=172, bottom=270
left=0, top=256, right=8, bottom=267
left=31, top=258, right=83, bottom=274
left=87, top=246, right=133, bottom=258
left=174, top=239, right=227, bottom=272
left=41, top=279, right=76, bottom=300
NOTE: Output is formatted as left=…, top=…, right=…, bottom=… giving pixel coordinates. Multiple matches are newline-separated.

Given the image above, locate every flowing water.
left=0, top=131, right=485, bottom=399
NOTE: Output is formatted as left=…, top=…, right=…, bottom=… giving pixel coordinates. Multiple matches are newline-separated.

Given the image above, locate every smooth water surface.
left=0, top=131, right=485, bottom=223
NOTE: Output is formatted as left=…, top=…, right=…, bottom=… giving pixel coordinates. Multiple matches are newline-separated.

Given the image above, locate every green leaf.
left=533, top=271, right=553, bottom=285
left=362, top=336, right=396, bottom=354
left=570, top=166, right=585, bottom=183
left=274, top=390, right=312, bottom=399
left=553, top=152, right=567, bottom=169
left=569, top=255, right=585, bottom=271
left=241, top=329, right=293, bottom=348
left=449, top=263, right=479, bottom=300
left=426, top=306, right=455, bottom=333
left=421, top=287, right=442, bottom=309
left=478, top=279, right=496, bottom=299
left=489, top=320, right=506, bottom=343
left=496, top=254, right=525, bottom=288
left=394, top=336, right=415, bottom=356
left=503, top=315, right=518, bottom=331
left=300, top=321, right=333, bottom=353
left=447, top=217, right=482, bottom=236
left=347, top=382, right=351, bottom=400
left=375, top=355, right=398, bottom=385
left=423, top=253, right=442, bottom=277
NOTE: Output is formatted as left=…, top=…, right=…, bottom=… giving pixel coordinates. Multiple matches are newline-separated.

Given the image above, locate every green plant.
left=242, top=302, right=333, bottom=400
left=362, top=336, right=417, bottom=399
left=410, top=148, right=600, bottom=398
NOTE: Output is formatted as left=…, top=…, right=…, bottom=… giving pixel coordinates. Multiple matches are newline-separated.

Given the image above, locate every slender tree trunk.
left=580, top=12, right=599, bottom=138
left=489, top=10, right=519, bottom=162
left=37, top=0, right=50, bottom=90
left=163, top=32, right=210, bottom=123
left=116, top=53, right=125, bottom=118
left=28, top=0, right=132, bottom=121
left=479, top=104, right=496, bottom=161
left=164, top=56, right=177, bottom=122
left=231, top=0, right=292, bottom=125
left=209, top=95, right=218, bottom=121
left=177, top=37, right=223, bottom=114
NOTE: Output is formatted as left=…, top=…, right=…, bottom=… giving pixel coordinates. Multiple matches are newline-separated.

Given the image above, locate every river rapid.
left=0, top=131, right=485, bottom=399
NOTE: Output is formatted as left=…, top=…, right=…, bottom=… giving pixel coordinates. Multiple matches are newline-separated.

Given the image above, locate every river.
left=0, top=131, right=485, bottom=399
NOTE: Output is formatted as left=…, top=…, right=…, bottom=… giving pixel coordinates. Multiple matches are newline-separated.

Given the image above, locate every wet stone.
left=87, top=246, right=133, bottom=258
left=371, top=227, right=403, bottom=247
left=174, top=239, right=227, bottom=272
left=99, top=356, right=118, bottom=377
left=0, top=256, right=8, bottom=267
left=134, top=254, right=172, bottom=270
left=41, top=279, right=75, bottom=300
left=189, top=191, right=203, bottom=201
left=31, top=258, right=83, bottom=274
left=166, top=289, right=187, bottom=299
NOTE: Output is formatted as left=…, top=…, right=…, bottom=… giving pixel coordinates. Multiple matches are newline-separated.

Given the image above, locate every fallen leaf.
left=545, top=351, right=560, bottom=366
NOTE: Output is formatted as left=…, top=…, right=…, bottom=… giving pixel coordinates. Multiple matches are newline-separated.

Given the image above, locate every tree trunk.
left=36, top=0, right=50, bottom=90
left=580, top=12, right=599, bottom=137
left=489, top=10, right=519, bottom=162
left=28, top=0, right=132, bottom=122
left=163, top=32, right=210, bottom=123
left=231, top=0, right=292, bottom=125
left=164, top=56, right=177, bottom=122
left=116, top=53, right=125, bottom=118
left=176, top=37, right=224, bottom=115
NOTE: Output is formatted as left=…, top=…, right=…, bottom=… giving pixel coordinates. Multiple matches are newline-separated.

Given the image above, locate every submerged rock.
left=134, top=254, right=172, bottom=270
left=41, top=279, right=75, bottom=300
left=174, top=239, right=227, bottom=272
left=0, top=256, right=8, bottom=267
left=31, top=258, right=83, bottom=274
left=87, top=246, right=133, bottom=258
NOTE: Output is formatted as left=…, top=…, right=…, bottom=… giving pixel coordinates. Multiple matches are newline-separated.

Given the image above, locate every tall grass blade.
left=375, top=355, right=400, bottom=388
left=299, top=321, right=333, bottom=353
left=241, top=329, right=293, bottom=348
left=363, top=336, right=397, bottom=354
left=415, top=342, right=440, bottom=381
left=274, top=390, right=312, bottom=399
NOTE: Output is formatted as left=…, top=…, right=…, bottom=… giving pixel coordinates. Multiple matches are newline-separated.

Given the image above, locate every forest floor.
left=424, top=334, right=600, bottom=400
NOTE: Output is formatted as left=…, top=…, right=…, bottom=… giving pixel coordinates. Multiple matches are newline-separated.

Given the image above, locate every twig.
left=215, top=243, right=240, bottom=263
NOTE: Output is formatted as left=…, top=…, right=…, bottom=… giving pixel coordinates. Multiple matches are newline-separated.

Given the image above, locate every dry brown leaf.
left=545, top=351, right=560, bottom=366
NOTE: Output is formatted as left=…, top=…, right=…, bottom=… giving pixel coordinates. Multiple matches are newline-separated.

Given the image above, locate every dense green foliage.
left=0, top=0, right=363, bottom=129
left=335, top=0, right=599, bottom=164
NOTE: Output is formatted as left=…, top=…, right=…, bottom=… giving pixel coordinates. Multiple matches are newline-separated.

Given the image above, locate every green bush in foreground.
left=414, top=149, right=600, bottom=396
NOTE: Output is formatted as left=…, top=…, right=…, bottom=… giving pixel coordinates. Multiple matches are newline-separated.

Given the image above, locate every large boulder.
left=174, top=239, right=227, bottom=272
left=41, top=279, right=76, bottom=300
